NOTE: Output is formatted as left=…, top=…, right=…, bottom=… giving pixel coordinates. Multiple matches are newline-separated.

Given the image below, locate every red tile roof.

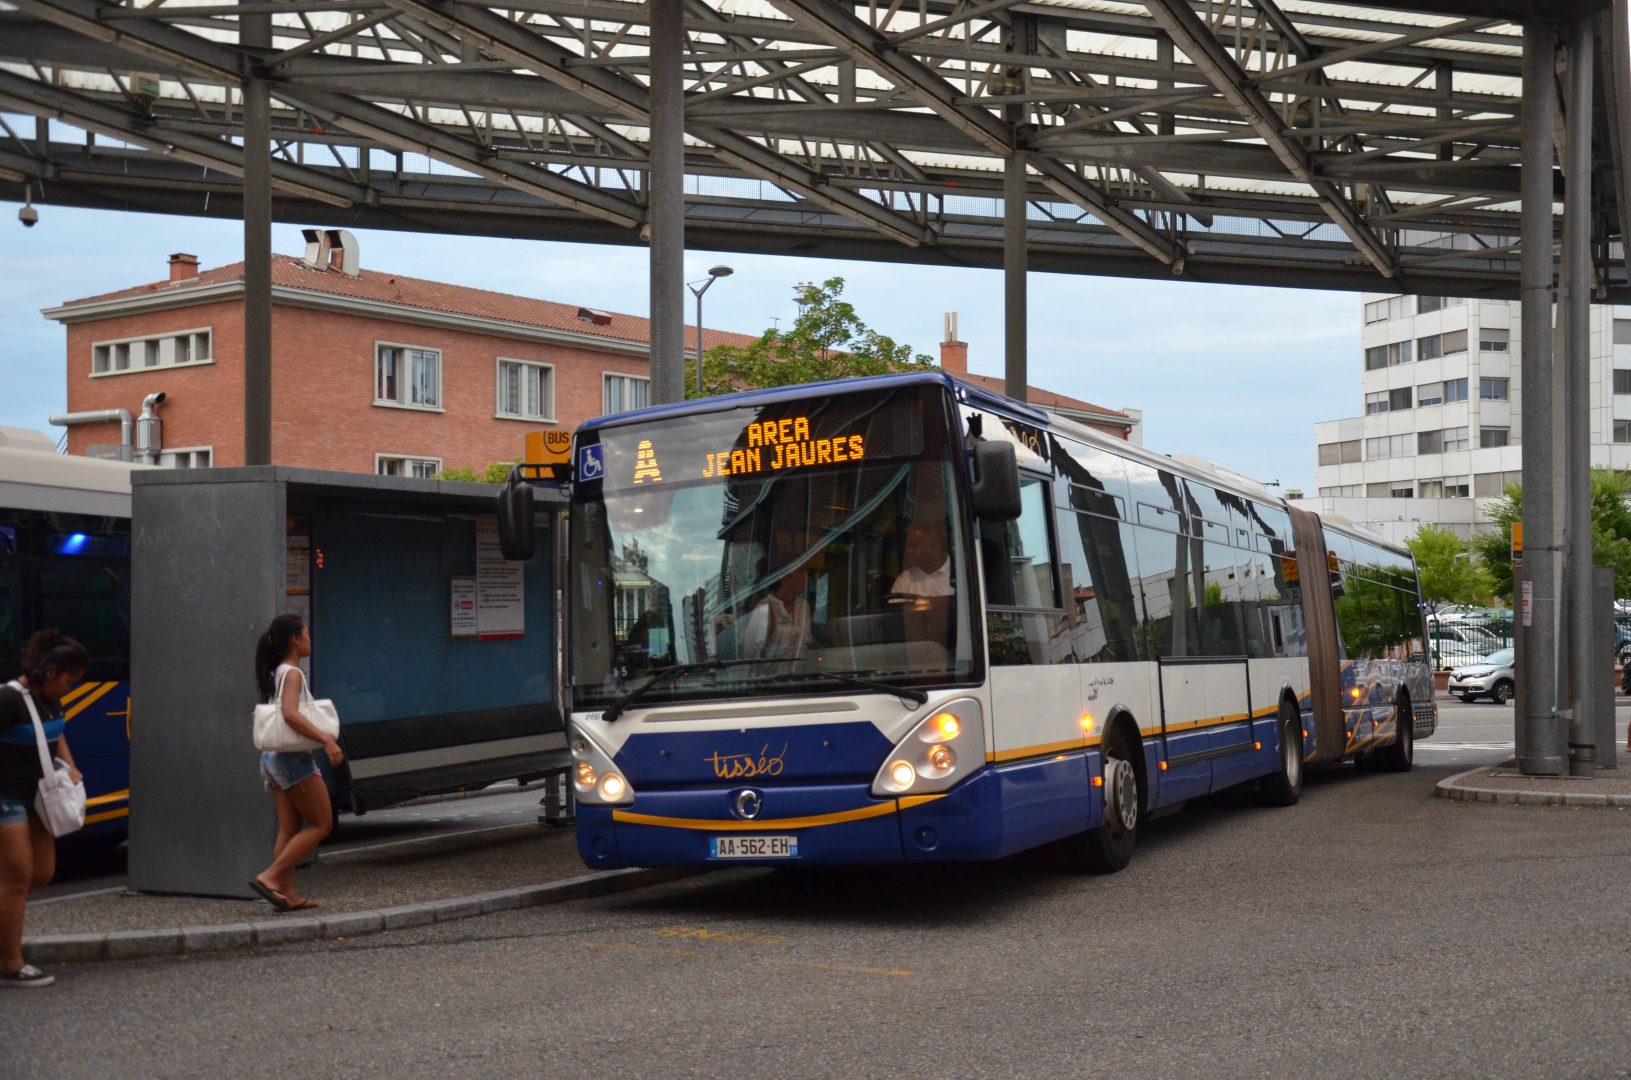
left=60, top=255, right=1127, bottom=422
left=60, top=254, right=762, bottom=352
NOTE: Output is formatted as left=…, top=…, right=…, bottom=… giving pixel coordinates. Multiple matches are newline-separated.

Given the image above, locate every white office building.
left=1306, top=296, right=1631, bottom=545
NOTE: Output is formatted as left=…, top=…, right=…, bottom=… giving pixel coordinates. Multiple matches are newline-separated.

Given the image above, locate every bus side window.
left=980, top=477, right=1059, bottom=610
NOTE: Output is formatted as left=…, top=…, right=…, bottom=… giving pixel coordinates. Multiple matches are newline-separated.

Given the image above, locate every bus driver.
left=892, top=523, right=952, bottom=598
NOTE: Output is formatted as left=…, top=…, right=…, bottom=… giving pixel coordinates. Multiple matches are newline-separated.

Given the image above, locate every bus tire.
left=1259, top=699, right=1303, bottom=807
left=1383, top=698, right=1414, bottom=772
left=1075, top=729, right=1140, bottom=873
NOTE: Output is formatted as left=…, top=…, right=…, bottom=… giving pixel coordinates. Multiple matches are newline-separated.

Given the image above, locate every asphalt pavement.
left=5, top=700, right=1629, bottom=1079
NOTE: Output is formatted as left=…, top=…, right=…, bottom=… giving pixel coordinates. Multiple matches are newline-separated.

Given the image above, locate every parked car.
left=1448, top=648, right=1516, bottom=704
left=1428, top=623, right=1503, bottom=670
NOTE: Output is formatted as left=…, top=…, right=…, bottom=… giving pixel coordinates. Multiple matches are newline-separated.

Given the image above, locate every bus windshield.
left=569, top=383, right=977, bottom=709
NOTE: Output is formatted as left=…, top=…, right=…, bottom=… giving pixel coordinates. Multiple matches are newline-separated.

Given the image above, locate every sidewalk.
left=23, top=820, right=692, bottom=965
left=1435, top=762, right=1631, bottom=807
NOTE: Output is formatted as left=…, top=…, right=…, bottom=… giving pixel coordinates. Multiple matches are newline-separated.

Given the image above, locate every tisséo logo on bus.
left=578, top=444, right=605, bottom=482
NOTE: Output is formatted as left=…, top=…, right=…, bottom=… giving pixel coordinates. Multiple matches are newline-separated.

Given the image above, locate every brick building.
left=44, top=239, right=1133, bottom=473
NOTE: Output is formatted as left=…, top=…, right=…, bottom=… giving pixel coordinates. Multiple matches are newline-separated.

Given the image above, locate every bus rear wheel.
left=1259, top=700, right=1303, bottom=806
left=1382, top=698, right=1414, bottom=772
left=1074, top=730, right=1140, bottom=873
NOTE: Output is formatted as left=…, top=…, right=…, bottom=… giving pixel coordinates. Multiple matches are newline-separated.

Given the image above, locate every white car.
left=1447, top=648, right=1516, bottom=704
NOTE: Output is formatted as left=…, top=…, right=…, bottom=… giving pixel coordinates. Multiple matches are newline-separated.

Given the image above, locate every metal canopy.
left=1, top=0, right=1626, bottom=298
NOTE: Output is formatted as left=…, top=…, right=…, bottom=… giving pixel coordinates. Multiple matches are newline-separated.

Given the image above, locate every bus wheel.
left=1076, top=731, right=1140, bottom=873
left=1382, top=699, right=1414, bottom=772
left=1259, top=700, right=1303, bottom=807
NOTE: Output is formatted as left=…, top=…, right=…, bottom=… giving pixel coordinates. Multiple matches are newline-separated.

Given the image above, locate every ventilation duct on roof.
left=577, top=307, right=612, bottom=326
left=300, top=228, right=360, bottom=276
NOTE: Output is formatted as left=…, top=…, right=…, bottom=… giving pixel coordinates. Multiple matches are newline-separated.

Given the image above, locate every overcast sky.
left=1, top=205, right=1364, bottom=494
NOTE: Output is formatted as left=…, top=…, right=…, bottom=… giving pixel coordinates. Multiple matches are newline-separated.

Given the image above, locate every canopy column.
left=242, top=5, right=272, bottom=466
left=647, top=0, right=685, bottom=406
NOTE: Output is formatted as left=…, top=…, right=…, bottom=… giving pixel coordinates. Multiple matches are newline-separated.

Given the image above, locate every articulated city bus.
left=0, top=431, right=140, bottom=842
left=517, top=372, right=1434, bottom=872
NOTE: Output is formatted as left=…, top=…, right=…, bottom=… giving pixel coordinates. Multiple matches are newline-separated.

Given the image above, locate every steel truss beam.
left=0, top=1, right=1622, bottom=297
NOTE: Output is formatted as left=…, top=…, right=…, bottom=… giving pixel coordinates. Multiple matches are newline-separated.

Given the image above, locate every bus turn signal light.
left=576, top=761, right=596, bottom=787
left=1081, top=714, right=1094, bottom=733
left=1092, top=775, right=1104, bottom=788
left=933, top=713, right=960, bottom=739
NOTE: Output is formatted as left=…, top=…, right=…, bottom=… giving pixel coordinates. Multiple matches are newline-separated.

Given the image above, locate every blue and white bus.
left=519, top=373, right=1434, bottom=871
left=0, top=429, right=140, bottom=842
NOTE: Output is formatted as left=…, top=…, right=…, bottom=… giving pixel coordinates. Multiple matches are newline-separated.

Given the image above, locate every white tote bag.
left=252, top=666, right=341, bottom=753
left=7, top=680, right=86, bottom=838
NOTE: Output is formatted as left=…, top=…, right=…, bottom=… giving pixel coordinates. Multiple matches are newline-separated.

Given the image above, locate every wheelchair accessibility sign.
left=578, top=444, right=605, bottom=482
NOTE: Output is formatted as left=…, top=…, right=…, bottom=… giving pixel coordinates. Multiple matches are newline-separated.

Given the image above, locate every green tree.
left=1405, top=523, right=1491, bottom=609
left=1469, top=468, right=1631, bottom=602
left=433, top=460, right=517, bottom=485
left=690, top=277, right=935, bottom=397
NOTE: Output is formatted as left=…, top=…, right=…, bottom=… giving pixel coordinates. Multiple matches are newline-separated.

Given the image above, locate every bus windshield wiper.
left=602, top=658, right=763, bottom=722
left=747, top=669, right=928, bottom=706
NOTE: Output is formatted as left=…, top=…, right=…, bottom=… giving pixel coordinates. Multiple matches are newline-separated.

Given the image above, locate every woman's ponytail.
left=255, top=615, right=305, bottom=700
left=20, top=629, right=89, bottom=686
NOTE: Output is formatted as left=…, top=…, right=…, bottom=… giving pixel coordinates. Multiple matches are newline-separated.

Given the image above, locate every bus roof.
left=0, top=435, right=147, bottom=517
left=577, top=371, right=1050, bottom=436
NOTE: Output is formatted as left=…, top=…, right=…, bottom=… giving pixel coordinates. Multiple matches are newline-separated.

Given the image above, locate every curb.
left=1434, top=764, right=1631, bottom=808
left=24, top=866, right=698, bottom=966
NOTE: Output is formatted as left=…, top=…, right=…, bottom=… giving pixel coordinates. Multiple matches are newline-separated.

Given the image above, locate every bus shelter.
left=127, top=466, right=566, bottom=899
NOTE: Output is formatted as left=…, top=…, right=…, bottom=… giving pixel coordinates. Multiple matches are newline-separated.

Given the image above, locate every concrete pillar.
left=1004, top=146, right=1028, bottom=403
left=647, top=0, right=685, bottom=405
left=242, top=7, right=272, bottom=466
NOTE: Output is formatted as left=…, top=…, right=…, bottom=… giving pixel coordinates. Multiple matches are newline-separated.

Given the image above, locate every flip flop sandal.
left=286, top=899, right=320, bottom=911
left=248, top=879, right=294, bottom=913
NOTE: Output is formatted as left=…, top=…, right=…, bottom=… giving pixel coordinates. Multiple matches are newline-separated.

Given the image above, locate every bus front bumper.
left=575, top=754, right=1101, bottom=869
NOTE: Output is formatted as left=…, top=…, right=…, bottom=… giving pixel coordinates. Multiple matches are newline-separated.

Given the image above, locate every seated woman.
left=738, top=563, right=812, bottom=660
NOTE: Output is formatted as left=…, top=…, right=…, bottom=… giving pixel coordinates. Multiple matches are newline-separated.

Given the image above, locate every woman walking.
left=0, top=630, right=89, bottom=988
left=251, top=614, right=342, bottom=912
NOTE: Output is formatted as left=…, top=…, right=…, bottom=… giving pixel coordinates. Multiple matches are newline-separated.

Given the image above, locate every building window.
left=1474, top=472, right=1522, bottom=497
left=1418, top=429, right=1442, bottom=454
left=1418, top=382, right=1443, bottom=407
left=1365, top=341, right=1412, bottom=370
left=1318, top=484, right=1362, bottom=497
left=1480, top=328, right=1510, bottom=352
left=376, top=454, right=442, bottom=479
left=496, top=359, right=555, bottom=421
left=1364, top=296, right=1410, bottom=323
left=1443, top=476, right=1470, bottom=498
left=376, top=345, right=441, bottom=409
left=157, top=447, right=212, bottom=469
left=1392, top=486, right=1414, bottom=499
left=1418, top=335, right=1443, bottom=361
left=1479, top=377, right=1509, bottom=401
left=1614, top=319, right=1631, bottom=346
left=1480, top=427, right=1510, bottom=448
left=1614, top=370, right=1631, bottom=395
left=603, top=374, right=649, bottom=415
left=1318, top=442, right=1341, bottom=465
left=1616, top=421, right=1631, bottom=443
left=1418, top=478, right=1443, bottom=498
left=1389, top=387, right=1413, bottom=411
left=1364, top=391, right=1389, bottom=415
left=1366, top=434, right=1412, bottom=460
left=1418, top=296, right=1465, bottom=313
left=1444, top=426, right=1470, bottom=452
left=92, top=329, right=213, bottom=376
left=1441, top=329, right=1468, bottom=355
left=1366, top=482, right=1391, bottom=497
left=1444, top=377, right=1470, bottom=403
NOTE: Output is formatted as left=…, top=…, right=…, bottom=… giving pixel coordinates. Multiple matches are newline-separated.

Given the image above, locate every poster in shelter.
left=475, top=518, right=524, bottom=639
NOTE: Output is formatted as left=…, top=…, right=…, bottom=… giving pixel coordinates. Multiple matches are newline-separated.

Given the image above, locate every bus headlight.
left=569, top=722, right=635, bottom=806
left=871, top=698, right=983, bottom=797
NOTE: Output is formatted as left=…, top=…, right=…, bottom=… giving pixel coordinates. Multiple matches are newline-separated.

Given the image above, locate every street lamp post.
left=687, top=265, right=733, bottom=396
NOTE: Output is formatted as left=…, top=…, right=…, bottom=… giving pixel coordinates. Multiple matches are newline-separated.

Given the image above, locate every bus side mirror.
left=496, top=474, right=536, bottom=561
left=970, top=440, right=1021, bottom=521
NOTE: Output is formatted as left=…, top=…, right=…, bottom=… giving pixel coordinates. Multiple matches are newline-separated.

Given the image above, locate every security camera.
left=18, top=204, right=38, bottom=227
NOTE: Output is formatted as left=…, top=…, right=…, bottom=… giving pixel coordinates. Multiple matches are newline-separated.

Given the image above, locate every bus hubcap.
left=1105, top=757, right=1138, bottom=832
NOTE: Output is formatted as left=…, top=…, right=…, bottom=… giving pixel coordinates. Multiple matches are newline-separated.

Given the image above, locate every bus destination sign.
left=697, top=417, right=865, bottom=480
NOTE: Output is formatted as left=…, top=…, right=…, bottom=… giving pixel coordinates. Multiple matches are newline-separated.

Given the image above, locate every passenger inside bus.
left=739, top=559, right=812, bottom=659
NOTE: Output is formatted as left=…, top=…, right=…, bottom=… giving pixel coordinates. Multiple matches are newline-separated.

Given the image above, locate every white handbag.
left=252, top=666, right=341, bottom=753
left=7, top=680, right=86, bottom=838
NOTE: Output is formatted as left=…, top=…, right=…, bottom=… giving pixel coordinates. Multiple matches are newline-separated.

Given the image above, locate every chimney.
left=939, top=312, right=967, bottom=375
left=168, top=253, right=199, bottom=282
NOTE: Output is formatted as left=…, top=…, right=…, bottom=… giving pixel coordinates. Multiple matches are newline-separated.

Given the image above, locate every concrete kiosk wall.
left=128, top=467, right=564, bottom=899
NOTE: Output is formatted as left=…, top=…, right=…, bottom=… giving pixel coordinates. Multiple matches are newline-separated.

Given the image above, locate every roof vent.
left=300, top=228, right=360, bottom=277
left=577, top=307, right=612, bottom=326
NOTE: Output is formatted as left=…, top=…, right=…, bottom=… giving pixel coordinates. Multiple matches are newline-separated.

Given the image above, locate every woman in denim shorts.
left=0, top=630, right=89, bottom=988
left=249, top=615, right=343, bottom=913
